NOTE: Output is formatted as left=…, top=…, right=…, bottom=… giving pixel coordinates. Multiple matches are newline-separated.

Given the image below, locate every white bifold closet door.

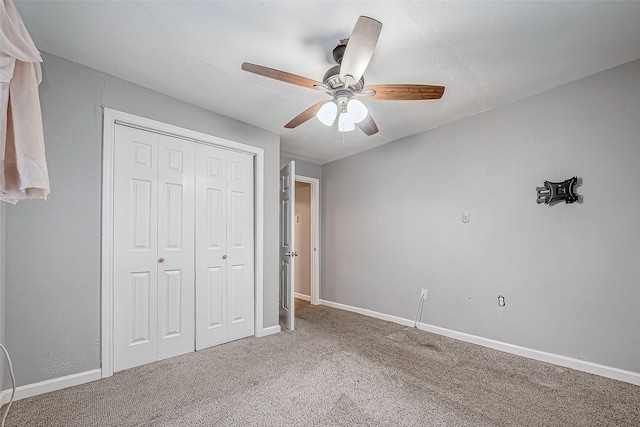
left=113, top=125, right=195, bottom=372
left=195, top=143, right=254, bottom=350
left=112, top=124, right=255, bottom=373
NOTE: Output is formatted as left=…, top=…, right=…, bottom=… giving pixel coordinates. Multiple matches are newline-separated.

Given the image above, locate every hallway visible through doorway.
left=294, top=181, right=312, bottom=302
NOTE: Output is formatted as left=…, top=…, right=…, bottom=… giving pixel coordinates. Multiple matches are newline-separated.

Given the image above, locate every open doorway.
left=279, top=164, right=320, bottom=330
left=294, top=181, right=311, bottom=309
left=294, top=176, right=320, bottom=308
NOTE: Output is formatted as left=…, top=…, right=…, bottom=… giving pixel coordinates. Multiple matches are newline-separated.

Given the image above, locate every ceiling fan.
left=241, top=16, right=445, bottom=136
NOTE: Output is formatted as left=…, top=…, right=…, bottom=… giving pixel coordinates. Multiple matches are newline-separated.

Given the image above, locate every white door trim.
left=295, top=175, right=320, bottom=305
left=101, top=108, right=265, bottom=378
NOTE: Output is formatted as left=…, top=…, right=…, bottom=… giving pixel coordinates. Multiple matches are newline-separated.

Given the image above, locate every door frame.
left=101, top=108, right=265, bottom=378
left=295, top=175, right=320, bottom=305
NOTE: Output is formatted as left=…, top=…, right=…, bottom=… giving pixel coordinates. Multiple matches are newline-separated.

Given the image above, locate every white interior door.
left=195, top=143, right=227, bottom=349
left=195, top=144, right=254, bottom=350
left=279, top=161, right=296, bottom=330
left=114, top=125, right=159, bottom=371
left=156, top=135, right=195, bottom=360
left=226, top=149, right=255, bottom=341
left=113, top=125, right=196, bottom=371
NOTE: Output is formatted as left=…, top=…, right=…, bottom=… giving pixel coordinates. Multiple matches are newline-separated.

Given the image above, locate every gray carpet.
left=3, top=302, right=640, bottom=426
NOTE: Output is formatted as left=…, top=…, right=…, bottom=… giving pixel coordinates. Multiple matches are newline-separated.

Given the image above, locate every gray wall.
left=280, top=155, right=322, bottom=180
left=4, top=52, right=280, bottom=387
left=321, top=59, right=640, bottom=374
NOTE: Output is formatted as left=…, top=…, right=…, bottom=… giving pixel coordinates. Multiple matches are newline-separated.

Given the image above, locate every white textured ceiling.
left=15, top=1, right=640, bottom=164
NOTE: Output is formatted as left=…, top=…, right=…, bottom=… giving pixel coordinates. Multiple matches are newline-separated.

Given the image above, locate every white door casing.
left=279, top=161, right=295, bottom=330
left=195, top=144, right=255, bottom=350
left=113, top=126, right=196, bottom=371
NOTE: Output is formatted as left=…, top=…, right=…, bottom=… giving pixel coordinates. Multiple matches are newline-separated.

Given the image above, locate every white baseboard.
left=0, top=368, right=101, bottom=405
left=0, top=325, right=282, bottom=404
left=320, top=299, right=415, bottom=327
left=318, top=299, right=640, bottom=386
left=294, top=292, right=311, bottom=302
left=257, top=325, right=281, bottom=338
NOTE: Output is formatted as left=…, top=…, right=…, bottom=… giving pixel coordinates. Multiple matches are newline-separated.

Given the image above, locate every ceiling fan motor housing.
left=323, top=64, right=364, bottom=92
left=325, top=40, right=365, bottom=92
left=333, top=42, right=347, bottom=64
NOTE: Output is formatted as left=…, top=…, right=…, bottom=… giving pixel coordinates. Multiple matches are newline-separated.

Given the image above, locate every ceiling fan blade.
left=362, top=84, right=445, bottom=100
left=339, top=16, right=382, bottom=85
left=357, top=113, right=379, bottom=136
left=284, top=101, right=330, bottom=129
left=242, top=62, right=325, bottom=90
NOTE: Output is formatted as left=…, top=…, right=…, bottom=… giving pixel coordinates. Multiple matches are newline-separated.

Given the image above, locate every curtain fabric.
left=0, top=0, right=49, bottom=204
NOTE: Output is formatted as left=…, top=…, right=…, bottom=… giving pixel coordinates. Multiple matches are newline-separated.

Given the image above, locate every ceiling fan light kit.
left=241, top=15, right=445, bottom=136
left=317, top=97, right=368, bottom=132
left=316, top=101, right=338, bottom=126
left=345, top=99, right=368, bottom=122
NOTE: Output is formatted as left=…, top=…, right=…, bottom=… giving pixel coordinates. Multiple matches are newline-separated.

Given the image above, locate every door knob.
left=284, top=252, right=299, bottom=257
left=158, top=258, right=165, bottom=263
left=222, top=255, right=227, bottom=260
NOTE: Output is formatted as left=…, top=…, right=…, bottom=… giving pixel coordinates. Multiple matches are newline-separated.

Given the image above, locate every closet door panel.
left=229, top=264, right=246, bottom=323
left=114, top=125, right=159, bottom=372
left=227, top=151, right=255, bottom=340
left=129, top=271, right=153, bottom=344
left=157, top=135, right=195, bottom=360
left=159, top=269, right=183, bottom=336
left=195, top=144, right=228, bottom=349
left=206, top=266, right=226, bottom=329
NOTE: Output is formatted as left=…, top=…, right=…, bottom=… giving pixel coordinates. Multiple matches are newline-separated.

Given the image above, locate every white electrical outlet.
left=420, top=288, right=428, bottom=300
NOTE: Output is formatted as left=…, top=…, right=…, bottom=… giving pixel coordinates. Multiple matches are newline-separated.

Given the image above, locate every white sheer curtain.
left=0, top=0, right=49, bottom=204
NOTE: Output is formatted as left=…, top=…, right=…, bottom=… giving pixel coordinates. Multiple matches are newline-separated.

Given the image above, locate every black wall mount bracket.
left=536, top=176, right=583, bottom=205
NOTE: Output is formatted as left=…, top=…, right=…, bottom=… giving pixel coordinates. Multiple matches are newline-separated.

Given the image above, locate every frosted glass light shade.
left=338, top=113, right=356, bottom=132
left=346, top=99, right=368, bottom=123
left=316, top=101, right=337, bottom=126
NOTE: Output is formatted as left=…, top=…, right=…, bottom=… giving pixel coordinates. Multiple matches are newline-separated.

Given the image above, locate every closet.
left=112, top=124, right=254, bottom=372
